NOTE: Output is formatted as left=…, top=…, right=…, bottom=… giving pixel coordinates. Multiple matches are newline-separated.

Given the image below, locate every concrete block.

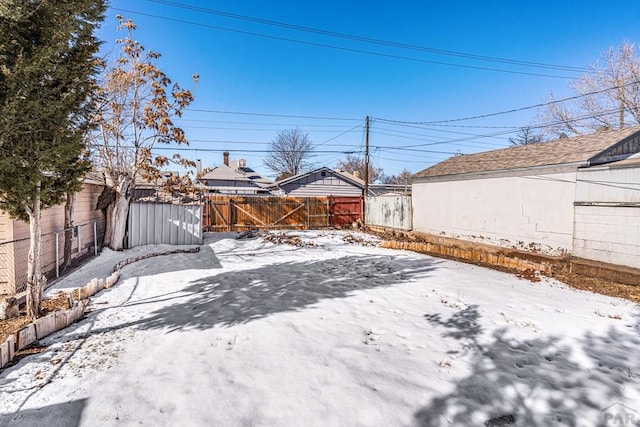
left=17, top=324, right=36, bottom=350
left=65, top=307, right=75, bottom=327
left=35, top=313, right=57, bottom=340
left=98, top=279, right=104, bottom=290
left=7, top=335, right=15, bottom=361
left=54, top=310, right=68, bottom=331
left=90, top=278, right=99, bottom=296
left=0, top=341, right=8, bottom=368
left=69, top=305, right=82, bottom=324
left=67, top=300, right=89, bottom=325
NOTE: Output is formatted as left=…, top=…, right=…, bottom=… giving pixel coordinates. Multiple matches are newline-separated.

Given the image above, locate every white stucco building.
left=412, top=127, right=640, bottom=263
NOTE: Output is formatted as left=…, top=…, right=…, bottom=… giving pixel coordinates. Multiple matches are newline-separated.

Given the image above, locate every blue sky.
left=97, top=0, right=640, bottom=179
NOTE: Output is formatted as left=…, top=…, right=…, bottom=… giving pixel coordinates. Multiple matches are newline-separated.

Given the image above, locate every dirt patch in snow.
left=341, top=233, right=379, bottom=247
left=552, top=271, right=640, bottom=303
left=261, top=232, right=317, bottom=247
left=367, top=228, right=640, bottom=303
left=0, top=292, right=70, bottom=343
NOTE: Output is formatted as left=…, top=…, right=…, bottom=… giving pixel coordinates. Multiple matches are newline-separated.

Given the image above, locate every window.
left=321, top=171, right=327, bottom=177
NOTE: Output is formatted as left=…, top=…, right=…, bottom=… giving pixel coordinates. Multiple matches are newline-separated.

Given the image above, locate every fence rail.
left=204, top=195, right=363, bottom=231
left=0, top=220, right=104, bottom=296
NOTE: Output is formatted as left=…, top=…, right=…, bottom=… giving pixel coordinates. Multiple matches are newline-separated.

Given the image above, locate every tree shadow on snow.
left=415, top=307, right=640, bottom=427
left=118, top=244, right=222, bottom=279
left=0, top=398, right=87, bottom=427
left=137, top=255, right=437, bottom=332
left=85, top=254, right=437, bottom=335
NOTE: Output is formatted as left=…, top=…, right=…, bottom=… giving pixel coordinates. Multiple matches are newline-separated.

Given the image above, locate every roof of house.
left=201, top=163, right=272, bottom=187
left=415, top=126, right=640, bottom=179
left=270, top=167, right=365, bottom=189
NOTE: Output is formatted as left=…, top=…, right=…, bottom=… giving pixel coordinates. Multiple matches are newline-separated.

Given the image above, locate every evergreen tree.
left=0, top=0, right=105, bottom=318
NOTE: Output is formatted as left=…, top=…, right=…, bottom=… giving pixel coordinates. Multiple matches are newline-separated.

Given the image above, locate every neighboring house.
left=0, top=175, right=106, bottom=295
left=412, top=127, right=640, bottom=260
left=269, top=167, right=367, bottom=197
left=200, top=152, right=272, bottom=195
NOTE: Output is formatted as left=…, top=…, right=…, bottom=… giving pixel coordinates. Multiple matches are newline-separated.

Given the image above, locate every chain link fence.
left=0, top=221, right=105, bottom=296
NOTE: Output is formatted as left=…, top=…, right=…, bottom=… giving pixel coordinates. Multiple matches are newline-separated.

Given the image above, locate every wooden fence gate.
left=328, top=196, right=363, bottom=228
left=204, top=195, right=363, bottom=231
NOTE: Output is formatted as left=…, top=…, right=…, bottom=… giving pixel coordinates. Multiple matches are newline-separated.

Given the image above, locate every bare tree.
left=335, top=154, right=383, bottom=183
left=381, top=168, right=413, bottom=185
left=508, top=127, right=545, bottom=146
left=264, top=128, right=314, bottom=177
left=541, top=41, right=640, bottom=136
left=90, top=16, right=196, bottom=250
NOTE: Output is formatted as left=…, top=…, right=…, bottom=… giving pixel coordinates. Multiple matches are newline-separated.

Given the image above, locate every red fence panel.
left=329, top=196, right=363, bottom=228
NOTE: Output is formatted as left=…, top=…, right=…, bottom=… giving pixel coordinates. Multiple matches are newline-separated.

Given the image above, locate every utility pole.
left=363, top=116, right=370, bottom=226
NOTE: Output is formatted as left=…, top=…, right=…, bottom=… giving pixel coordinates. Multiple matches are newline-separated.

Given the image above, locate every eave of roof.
left=269, top=167, right=365, bottom=189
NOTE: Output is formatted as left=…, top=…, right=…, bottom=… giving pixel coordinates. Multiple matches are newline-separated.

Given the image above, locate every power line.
left=174, top=118, right=358, bottom=128
left=180, top=125, right=361, bottom=133
left=371, top=130, right=505, bottom=149
left=314, top=124, right=363, bottom=147
left=371, top=125, right=508, bottom=145
left=375, top=107, right=634, bottom=150
left=373, top=80, right=640, bottom=125
left=372, top=146, right=458, bottom=155
left=88, top=144, right=361, bottom=154
left=143, top=0, right=588, bottom=73
left=113, top=8, right=578, bottom=79
left=184, top=108, right=361, bottom=121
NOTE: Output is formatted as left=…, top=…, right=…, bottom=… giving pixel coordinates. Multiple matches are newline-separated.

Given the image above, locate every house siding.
left=10, top=183, right=104, bottom=240
left=412, top=170, right=577, bottom=255
left=278, top=172, right=362, bottom=197
left=0, top=211, right=11, bottom=242
left=572, top=165, right=640, bottom=268
left=0, top=183, right=105, bottom=295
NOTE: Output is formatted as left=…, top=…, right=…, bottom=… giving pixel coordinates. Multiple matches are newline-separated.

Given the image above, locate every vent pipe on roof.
left=223, top=151, right=229, bottom=166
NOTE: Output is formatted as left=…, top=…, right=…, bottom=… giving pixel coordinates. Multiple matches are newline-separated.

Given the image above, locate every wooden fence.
left=204, top=196, right=363, bottom=231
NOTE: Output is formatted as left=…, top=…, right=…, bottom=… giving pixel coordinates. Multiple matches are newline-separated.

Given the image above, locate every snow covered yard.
left=0, top=230, right=639, bottom=427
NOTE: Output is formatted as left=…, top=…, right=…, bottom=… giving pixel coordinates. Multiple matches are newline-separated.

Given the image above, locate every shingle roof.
left=201, top=164, right=251, bottom=181
left=415, top=127, right=640, bottom=179
left=270, top=167, right=365, bottom=188
left=201, top=163, right=272, bottom=186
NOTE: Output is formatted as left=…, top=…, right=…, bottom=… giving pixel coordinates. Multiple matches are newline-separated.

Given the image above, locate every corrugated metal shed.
left=128, top=203, right=203, bottom=247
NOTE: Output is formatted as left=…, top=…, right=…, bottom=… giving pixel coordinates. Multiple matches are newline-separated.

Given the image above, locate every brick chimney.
left=223, top=151, right=229, bottom=166
left=353, top=170, right=360, bottom=180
